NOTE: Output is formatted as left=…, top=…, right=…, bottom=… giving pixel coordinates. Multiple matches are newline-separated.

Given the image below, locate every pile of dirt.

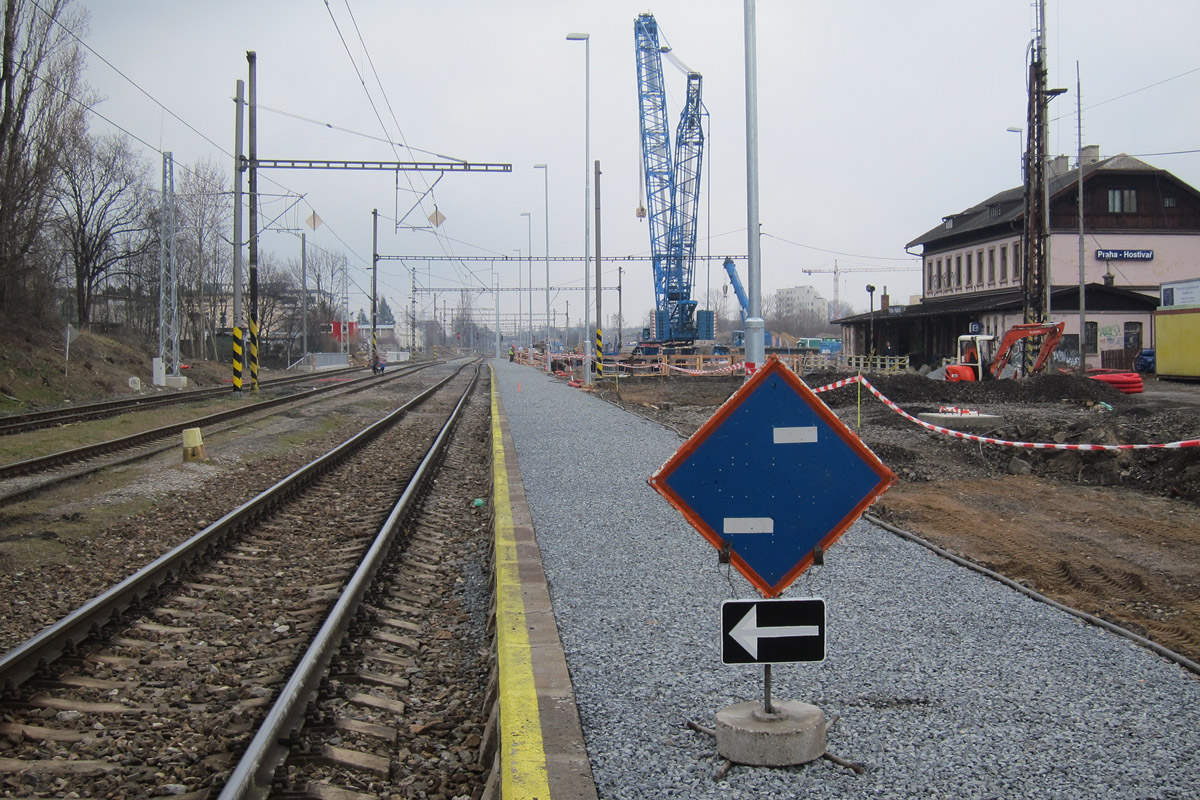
left=832, top=371, right=1126, bottom=406
left=597, top=369, right=1200, bottom=502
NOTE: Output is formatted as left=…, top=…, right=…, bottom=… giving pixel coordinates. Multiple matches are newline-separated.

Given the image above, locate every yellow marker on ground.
left=182, top=427, right=207, bottom=462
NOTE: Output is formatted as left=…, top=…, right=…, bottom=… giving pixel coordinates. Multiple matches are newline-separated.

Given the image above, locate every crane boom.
left=723, top=257, right=749, bottom=325
left=669, top=72, right=704, bottom=340
left=635, top=13, right=710, bottom=346
left=801, top=260, right=919, bottom=321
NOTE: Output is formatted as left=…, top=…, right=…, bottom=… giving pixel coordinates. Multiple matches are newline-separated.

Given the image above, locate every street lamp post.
left=520, top=211, right=532, bottom=351
left=566, top=32, right=591, bottom=386
left=1007, top=126, right=1024, bottom=181
left=513, top=248, right=522, bottom=351
left=534, top=163, right=550, bottom=372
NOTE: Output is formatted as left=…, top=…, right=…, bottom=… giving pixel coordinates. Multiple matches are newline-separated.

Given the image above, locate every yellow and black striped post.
left=248, top=318, right=260, bottom=392
left=595, top=328, right=603, bottom=378
left=231, top=326, right=243, bottom=394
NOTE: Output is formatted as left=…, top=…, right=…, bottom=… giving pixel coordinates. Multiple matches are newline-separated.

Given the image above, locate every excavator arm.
left=988, top=322, right=1065, bottom=378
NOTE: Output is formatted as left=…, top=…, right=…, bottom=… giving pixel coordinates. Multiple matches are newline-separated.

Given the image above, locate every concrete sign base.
left=714, top=700, right=826, bottom=766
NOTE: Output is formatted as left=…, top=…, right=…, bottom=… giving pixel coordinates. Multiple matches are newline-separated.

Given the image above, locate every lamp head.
left=566, top=32, right=589, bottom=41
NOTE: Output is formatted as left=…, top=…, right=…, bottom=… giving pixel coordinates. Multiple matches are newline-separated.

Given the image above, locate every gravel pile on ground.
left=495, top=359, right=1200, bottom=800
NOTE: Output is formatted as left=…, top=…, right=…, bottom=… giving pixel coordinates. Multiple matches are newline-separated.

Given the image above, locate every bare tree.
left=0, top=0, right=87, bottom=318
left=175, top=157, right=229, bottom=358
left=54, top=131, right=154, bottom=327
left=299, top=246, right=345, bottom=322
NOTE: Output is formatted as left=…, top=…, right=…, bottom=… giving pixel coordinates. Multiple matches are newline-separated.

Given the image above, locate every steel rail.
left=0, top=362, right=430, bottom=507
left=219, top=362, right=481, bottom=800
left=0, top=363, right=433, bottom=481
left=0, top=367, right=364, bottom=436
left=0, top=361, right=469, bottom=692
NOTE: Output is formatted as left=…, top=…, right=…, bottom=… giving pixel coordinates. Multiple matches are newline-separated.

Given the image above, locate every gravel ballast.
left=493, top=359, right=1200, bottom=800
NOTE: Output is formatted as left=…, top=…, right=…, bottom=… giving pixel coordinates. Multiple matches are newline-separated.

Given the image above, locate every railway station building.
left=840, top=149, right=1200, bottom=370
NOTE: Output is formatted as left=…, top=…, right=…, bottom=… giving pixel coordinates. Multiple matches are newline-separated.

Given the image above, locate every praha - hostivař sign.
left=1096, top=249, right=1153, bottom=261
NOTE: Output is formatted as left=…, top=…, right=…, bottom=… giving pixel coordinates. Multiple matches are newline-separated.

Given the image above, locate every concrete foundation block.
left=715, top=700, right=826, bottom=766
left=916, top=412, right=1003, bottom=430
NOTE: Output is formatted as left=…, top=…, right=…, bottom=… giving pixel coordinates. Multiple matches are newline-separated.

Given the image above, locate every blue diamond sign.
left=649, top=357, right=896, bottom=597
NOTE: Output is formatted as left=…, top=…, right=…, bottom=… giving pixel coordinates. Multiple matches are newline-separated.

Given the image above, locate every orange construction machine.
left=945, top=322, right=1065, bottom=381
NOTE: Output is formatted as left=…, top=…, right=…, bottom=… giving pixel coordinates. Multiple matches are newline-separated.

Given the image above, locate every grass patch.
left=0, top=397, right=264, bottom=464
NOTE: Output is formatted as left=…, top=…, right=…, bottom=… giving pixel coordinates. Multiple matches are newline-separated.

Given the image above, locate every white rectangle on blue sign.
left=773, top=426, right=818, bottom=444
left=724, top=517, right=774, bottom=534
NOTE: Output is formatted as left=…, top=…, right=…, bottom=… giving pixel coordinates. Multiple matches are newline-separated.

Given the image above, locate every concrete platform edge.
left=489, top=366, right=600, bottom=800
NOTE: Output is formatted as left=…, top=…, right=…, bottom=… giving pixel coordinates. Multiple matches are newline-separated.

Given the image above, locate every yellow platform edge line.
left=491, top=368, right=552, bottom=798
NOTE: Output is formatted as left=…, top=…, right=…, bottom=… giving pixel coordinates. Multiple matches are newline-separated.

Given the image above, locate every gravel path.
left=493, top=359, right=1200, bottom=800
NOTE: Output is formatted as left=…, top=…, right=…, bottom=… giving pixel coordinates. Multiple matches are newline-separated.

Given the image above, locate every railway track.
left=0, top=367, right=364, bottom=437
left=0, top=362, right=436, bottom=506
left=0, top=360, right=489, bottom=797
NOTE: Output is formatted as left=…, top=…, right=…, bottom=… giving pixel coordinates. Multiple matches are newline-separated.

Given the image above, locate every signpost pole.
left=763, top=665, right=773, bottom=714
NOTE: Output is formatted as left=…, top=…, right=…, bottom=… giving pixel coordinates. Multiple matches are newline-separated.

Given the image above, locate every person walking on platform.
left=509, top=345, right=515, bottom=362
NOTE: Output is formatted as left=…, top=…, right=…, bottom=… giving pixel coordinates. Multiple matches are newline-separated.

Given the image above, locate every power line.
left=1069, top=66, right=1200, bottom=119
left=254, top=103, right=465, bottom=162
left=762, top=232, right=917, bottom=262
left=324, top=0, right=482, bottom=279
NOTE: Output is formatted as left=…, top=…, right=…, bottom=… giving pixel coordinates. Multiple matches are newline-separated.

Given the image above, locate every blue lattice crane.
left=635, top=13, right=714, bottom=349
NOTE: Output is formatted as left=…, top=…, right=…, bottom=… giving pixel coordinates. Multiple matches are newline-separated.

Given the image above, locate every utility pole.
left=246, top=51, right=260, bottom=392
left=618, top=265, right=624, bottom=352
left=158, top=152, right=179, bottom=380
left=1020, top=0, right=1064, bottom=372
left=371, top=209, right=378, bottom=365
left=743, top=0, right=765, bottom=376
left=1076, top=62, right=1086, bottom=374
left=301, top=232, right=308, bottom=361
left=232, top=79, right=245, bottom=395
left=594, top=159, right=603, bottom=377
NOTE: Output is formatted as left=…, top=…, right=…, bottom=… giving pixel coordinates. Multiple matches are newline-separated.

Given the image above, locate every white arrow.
left=730, top=605, right=820, bottom=659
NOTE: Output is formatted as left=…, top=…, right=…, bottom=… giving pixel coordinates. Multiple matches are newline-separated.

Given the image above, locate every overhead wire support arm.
left=250, top=159, right=511, bottom=172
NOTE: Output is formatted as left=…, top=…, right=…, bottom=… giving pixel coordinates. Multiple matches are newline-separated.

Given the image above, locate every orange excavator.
left=944, top=322, right=1065, bottom=381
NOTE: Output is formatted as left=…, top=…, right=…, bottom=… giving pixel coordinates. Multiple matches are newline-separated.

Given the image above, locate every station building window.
left=1124, top=321, right=1143, bottom=350
left=1108, top=188, right=1137, bottom=214
left=1084, top=321, right=1098, bottom=354
left=988, top=248, right=996, bottom=284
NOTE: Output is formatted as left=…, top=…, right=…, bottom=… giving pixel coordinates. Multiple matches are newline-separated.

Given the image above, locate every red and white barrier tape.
left=809, top=374, right=1200, bottom=451
left=665, top=362, right=741, bottom=376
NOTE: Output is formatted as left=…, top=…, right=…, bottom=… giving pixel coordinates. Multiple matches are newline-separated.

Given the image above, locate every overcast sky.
left=79, top=0, right=1200, bottom=335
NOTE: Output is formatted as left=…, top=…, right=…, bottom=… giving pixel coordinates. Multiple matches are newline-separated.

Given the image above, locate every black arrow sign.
left=721, top=598, right=826, bottom=665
